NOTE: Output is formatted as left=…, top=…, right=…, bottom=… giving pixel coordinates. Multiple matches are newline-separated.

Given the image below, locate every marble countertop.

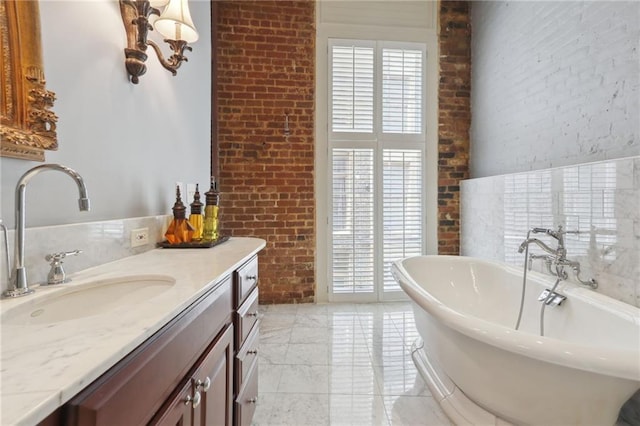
left=0, top=237, right=266, bottom=426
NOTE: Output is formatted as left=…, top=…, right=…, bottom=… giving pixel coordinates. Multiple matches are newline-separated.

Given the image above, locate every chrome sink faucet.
left=45, top=250, right=82, bottom=285
left=3, top=164, right=90, bottom=298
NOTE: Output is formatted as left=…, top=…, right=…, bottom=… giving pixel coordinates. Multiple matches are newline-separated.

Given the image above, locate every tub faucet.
left=3, top=164, right=90, bottom=298
left=517, top=226, right=573, bottom=260
left=518, top=226, right=597, bottom=289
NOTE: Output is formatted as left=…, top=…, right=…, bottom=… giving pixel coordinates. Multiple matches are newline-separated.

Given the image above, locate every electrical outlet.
left=131, top=227, right=149, bottom=248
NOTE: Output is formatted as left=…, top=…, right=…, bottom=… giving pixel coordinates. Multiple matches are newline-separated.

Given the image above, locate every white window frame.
left=316, top=14, right=439, bottom=303
left=326, top=38, right=429, bottom=302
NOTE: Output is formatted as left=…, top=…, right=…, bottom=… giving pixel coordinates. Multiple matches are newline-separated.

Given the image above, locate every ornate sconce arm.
left=146, top=39, right=192, bottom=76
left=119, top=0, right=197, bottom=84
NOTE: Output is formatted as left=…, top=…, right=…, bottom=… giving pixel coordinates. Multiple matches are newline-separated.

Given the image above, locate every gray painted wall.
left=0, top=0, right=212, bottom=229
left=470, top=1, right=640, bottom=178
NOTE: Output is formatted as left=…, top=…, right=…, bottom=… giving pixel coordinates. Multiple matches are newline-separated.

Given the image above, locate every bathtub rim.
left=391, top=254, right=640, bottom=382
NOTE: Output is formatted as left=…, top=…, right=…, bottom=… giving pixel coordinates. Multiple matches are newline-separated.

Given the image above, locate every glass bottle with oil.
left=202, top=178, right=220, bottom=242
left=165, top=185, right=195, bottom=244
left=188, top=184, right=204, bottom=241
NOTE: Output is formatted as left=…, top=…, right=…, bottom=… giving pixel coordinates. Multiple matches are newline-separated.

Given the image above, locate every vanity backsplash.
left=0, top=215, right=170, bottom=294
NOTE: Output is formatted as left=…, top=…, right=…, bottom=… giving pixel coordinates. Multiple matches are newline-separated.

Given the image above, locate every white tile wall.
left=461, top=156, right=640, bottom=307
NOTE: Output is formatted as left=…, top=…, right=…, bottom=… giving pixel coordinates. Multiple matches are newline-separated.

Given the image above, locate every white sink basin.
left=1, top=275, right=176, bottom=326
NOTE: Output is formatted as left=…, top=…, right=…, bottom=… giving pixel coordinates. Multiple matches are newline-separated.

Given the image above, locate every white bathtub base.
left=411, top=339, right=514, bottom=426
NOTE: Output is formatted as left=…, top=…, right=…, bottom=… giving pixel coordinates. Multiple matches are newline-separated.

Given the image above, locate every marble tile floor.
left=253, top=302, right=452, bottom=426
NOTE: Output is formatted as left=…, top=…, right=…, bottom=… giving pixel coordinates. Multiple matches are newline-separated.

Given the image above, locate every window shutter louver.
left=382, top=150, right=423, bottom=292
left=331, top=45, right=374, bottom=133
left=331, top=149, right=375, bottom=294
left=382, top=48, right=423, bottom=134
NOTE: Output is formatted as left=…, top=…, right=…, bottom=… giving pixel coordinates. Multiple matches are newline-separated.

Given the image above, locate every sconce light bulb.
left=154, top=0, right=198, bottom=42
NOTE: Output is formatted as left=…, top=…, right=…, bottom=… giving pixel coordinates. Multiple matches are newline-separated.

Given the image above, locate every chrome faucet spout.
left=4, top=164, right=90, bottom=298
left=517, top=238, right=557, bottom=255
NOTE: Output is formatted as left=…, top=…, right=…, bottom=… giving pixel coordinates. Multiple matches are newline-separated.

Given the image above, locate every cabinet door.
left=193, top=324, right=234, bottom=426
left=149, top=380, right=195, bottom=426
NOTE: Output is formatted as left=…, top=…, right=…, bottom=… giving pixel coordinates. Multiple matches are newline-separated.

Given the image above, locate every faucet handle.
left=531, top=227, right=551, bottom=234
left=531, top=227, right=563, bottom=239
left=45, top=250, right=82, bottom=263
left=44, top=250, right=81, bottom=285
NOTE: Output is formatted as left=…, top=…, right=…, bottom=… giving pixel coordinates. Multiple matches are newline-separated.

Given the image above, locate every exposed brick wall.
left=217, top=1, right=470, bottom=301
left=438, top=1, right=471, bottom=255
left=216, top=1, right=315, bottom=304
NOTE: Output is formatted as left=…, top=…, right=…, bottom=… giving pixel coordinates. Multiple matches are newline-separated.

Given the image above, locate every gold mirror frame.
left=0, top=0, right=57, bottom=161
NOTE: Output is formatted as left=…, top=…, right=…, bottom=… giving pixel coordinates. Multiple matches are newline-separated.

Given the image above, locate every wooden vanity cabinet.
left=151, top=324, right=234, bottom=426
left=232, top=255, right=260, bottom=426
left=37, top=253, right=264, bottom=426
left=62, top=276, right=234, bottom=426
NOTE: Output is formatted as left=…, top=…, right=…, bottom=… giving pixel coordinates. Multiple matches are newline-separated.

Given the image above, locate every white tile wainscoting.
left=462, top=156, right=639, bottom=307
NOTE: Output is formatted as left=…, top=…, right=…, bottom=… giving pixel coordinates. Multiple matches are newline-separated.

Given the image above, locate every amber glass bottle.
left=165, top=185, right=195, bottom=244
left=188, top=184, right=204, bottom=241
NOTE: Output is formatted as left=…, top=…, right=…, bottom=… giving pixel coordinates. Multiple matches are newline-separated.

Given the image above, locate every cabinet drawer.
left=235, top=320, right=259, bottom=393
left=66, top=277, right=233, bottom=426
left=233, top=256, right=258, bottom=308
left=234, top=360, right=258, bottom=426
left=234, top=287, right=259, bottom=349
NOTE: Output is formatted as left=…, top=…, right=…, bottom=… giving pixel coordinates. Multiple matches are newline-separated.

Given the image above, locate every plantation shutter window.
left=328, top=39, right=426, bottom=301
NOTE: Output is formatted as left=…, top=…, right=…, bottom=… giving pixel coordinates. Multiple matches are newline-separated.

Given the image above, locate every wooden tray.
left=158, top=235, right=230, bottom=249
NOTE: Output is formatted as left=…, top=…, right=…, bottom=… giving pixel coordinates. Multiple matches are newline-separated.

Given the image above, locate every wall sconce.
left=119, top=0, right=199, bottom=84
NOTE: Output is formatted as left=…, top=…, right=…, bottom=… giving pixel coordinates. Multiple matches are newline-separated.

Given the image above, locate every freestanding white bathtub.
left=391, top=255, right=640, bottom=426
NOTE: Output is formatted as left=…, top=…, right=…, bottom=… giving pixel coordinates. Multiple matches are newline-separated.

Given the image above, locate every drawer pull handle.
left=247, top=349, right=258, bottom=355
left=246, top=275, right=257, bottom=281
left=247, top=397, right=258, bottom=404
left=196, top=376, right=211, bottom=392
left=185, top=391, right=202, bottom=408
left=247, top=311, right=258, bottom=317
